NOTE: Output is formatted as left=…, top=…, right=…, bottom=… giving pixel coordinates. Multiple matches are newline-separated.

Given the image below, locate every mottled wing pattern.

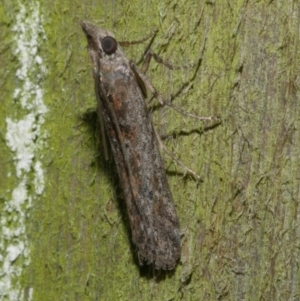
left=81, top=22, right=181, bottom=269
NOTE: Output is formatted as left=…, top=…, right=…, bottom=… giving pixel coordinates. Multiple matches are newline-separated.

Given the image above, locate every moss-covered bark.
left=1, top=0, right=300, bottom=300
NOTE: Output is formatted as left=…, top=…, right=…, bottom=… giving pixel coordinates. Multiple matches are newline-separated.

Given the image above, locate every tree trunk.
left=1, top=0, right=300, bottom=300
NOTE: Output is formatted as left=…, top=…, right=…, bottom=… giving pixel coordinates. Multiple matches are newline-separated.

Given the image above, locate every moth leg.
left=153, top=126, right=202, bottom=181
left=130, top=62, right=216, bottom=121
left=130, top=61, right=207, bottom=179
left=133, top=19, right=218, bottom=121
left=119, top=29, right=158, bottom=47
left=120, top=29, right=159, bottom=69
left=130, top=62, right=210, bottom=180
left=141, top=17, right=209, bottom=75
left=140, top=49, right=200, bottom=74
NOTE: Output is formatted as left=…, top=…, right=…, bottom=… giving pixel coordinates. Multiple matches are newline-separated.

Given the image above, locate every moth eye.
left=101, top=36, right=117, bottom=55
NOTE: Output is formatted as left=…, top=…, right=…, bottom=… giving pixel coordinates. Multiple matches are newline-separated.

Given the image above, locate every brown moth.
left=81, top=22, right=181, bottom=270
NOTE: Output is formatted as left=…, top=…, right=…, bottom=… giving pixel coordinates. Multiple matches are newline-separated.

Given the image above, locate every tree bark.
left=1, top=0, right=300, bottom=300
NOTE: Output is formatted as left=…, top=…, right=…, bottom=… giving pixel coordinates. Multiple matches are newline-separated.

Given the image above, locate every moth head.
left=80, top=21, right=119, bottom=73
left=81, top=22, right=118, bottom=54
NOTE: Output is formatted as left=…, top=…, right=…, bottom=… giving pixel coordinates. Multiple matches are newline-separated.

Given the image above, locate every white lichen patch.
left=1, top=1, right=47, bottom=300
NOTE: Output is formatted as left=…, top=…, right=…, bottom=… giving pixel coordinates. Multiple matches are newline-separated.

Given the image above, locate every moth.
left=81, top=22, right=181, bottom=270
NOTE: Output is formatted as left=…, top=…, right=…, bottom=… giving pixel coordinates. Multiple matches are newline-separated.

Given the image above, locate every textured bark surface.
left=1, top=0, right=300, bottom=300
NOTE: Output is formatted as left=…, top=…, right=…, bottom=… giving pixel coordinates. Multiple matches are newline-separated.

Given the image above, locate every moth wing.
left=95, top=73, right=109, bottom=160
left=130, top=61, right=148, bottom=98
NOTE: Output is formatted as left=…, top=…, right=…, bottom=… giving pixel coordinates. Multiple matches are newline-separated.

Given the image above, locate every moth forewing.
left=81, top=21, right=181, bottom=270
left=94, top=74, right=109, bottom=160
